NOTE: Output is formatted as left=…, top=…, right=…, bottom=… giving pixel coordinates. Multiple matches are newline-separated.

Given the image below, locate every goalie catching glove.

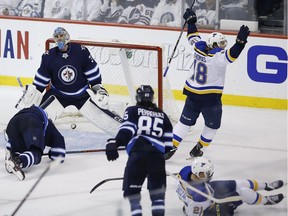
left=105, top=138, right=119, bottom=161
left=86, top=84, right=109, bottom=109
left=15, top=84, right=43, bottom=110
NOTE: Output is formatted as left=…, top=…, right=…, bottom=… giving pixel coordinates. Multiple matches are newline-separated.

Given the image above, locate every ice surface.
left=0, top=86, right=287, bottom=216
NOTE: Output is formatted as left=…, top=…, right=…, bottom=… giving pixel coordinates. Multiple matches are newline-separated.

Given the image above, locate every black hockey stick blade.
left=90, top=177, right=124, bottom=193
left=90, top=172, right=179, bottom=194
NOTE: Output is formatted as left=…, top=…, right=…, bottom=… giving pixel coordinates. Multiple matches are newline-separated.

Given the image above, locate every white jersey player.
left=0, top=0, right=19, bottom=15
left=1, top=0, right=45, bottom=17
left=150, top=0, right=188, bottom=27
left=164, top=8, right=250, bottom=160
left=176, top=157, right=284, bottom=216
left=118, top=0, right=156, bottom=25
left=43, top=0, right=71, bottom=19
left=70, top=0, right=102, bottom=21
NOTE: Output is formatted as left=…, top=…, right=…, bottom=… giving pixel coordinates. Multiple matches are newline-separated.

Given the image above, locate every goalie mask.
left=207, top=32, right=227, bottom=49
left=53, top=27, right=70, bottom=50
left=191, top=157, right=214, bottom=182
left=136, top=85, right=154, bottom=104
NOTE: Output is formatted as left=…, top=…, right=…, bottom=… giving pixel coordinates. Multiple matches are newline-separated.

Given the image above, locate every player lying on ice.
left=4, top=105, right=66, bottom=180
left=175, top=157, right=285, bottom=216
left=15, top=27, right=122, bottom=136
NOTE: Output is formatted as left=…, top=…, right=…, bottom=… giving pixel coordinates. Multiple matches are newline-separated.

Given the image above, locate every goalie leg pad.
left=16, top=84, right=43, bottom=110
left=42, top=95, right=65, bottom=122
left=80, top=99, right=121, bottom=136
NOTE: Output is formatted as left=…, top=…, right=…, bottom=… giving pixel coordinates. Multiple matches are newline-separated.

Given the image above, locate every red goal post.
left=45, top=39, right=179, bottom=124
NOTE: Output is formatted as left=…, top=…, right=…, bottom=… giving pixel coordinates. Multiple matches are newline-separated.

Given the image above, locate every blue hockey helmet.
left=136, top=85, right=154, bottom=104
left=53, top=27, right=70, bottom=50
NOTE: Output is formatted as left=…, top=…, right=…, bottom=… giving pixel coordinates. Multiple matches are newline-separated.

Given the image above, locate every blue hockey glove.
left=236, top=25, right=250, bottom=45
left=183, top=8, right=197, bottom=24
left=105, top=139, right=119, bottom=161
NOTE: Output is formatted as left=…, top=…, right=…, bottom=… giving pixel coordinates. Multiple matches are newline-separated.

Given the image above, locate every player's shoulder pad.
left=195, top=41, right=207, bottom=52
left=179, top=166, right=192, bottom=181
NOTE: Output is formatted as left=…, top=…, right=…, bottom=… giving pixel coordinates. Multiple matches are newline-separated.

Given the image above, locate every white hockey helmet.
left=207, top=32, right=227, bottom=49
left=53, top=27, right=70, bottom=50
left=191, top=157, right=214, bottom=181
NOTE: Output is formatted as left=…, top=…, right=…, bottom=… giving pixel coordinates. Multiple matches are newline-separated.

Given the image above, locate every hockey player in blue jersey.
left=164, top=8, right=250, bottom=160
left=16, top=27, right=121, bottom=135
left=4, top=105, right=66, bottom=181
left=176, top=157, right=285, bottom=216
left=105, top=85, right=173, bottom=216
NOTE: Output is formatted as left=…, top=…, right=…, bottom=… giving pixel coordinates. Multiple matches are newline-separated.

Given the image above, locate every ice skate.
left=188, top=142, right=203, bottom=158
left=5, top=149, right=13, bottom=174
left=265, top=180, right=284, bottom=191
left=6, top=155, right=25, bottom=181
left=265, top=194, right=284, bottom=205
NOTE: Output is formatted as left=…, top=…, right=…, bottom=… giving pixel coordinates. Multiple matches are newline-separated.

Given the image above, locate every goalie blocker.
left=15, top=84, right=43, bottom=110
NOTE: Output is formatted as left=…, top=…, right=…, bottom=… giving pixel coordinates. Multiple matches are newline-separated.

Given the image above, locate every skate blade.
left=11, top=169, right=25, bottom=181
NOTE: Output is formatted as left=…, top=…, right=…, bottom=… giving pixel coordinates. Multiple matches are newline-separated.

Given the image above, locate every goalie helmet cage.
left=45, top=38, right=180, bottom=125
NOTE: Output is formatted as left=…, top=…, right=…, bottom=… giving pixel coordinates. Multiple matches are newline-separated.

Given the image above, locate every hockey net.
left=45, top=39, right=180, bottom=129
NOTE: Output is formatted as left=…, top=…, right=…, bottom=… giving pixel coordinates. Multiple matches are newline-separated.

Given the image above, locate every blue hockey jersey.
left=33, top=43, right=101, bottom=97
left=115, top=105, right=173, bottom=154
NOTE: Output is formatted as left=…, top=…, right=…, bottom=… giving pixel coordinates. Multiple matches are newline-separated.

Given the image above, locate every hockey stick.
left=11, top=159, right=62, bottom=216
left=90, top=177, right=124, bottom=193
left=166, top=170, right=242, bottom=204
left=90, top=172, right=178, bottom=193
left=90, top=99, right=123, bottom=124
left=15, top=77, right=26, bottom=108
left=16, top=76, right=24, bottom=88
left=163, top=0, right=196, bottom=77
left=43, top=147, right=126, bottom=156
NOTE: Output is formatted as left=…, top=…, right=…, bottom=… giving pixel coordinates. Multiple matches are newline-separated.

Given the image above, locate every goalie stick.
left=163, top=0, right=196, bottom=77
left=166, top=170, right=242, bottom=204
left=11, top=158, right=62, bottom=216
left=89, top=99, right=123, bottom=124
left=15, top=77, right=26, bottom=109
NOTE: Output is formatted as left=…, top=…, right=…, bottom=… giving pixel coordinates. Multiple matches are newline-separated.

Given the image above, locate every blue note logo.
left=247, top=45, right=287, bottom=84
